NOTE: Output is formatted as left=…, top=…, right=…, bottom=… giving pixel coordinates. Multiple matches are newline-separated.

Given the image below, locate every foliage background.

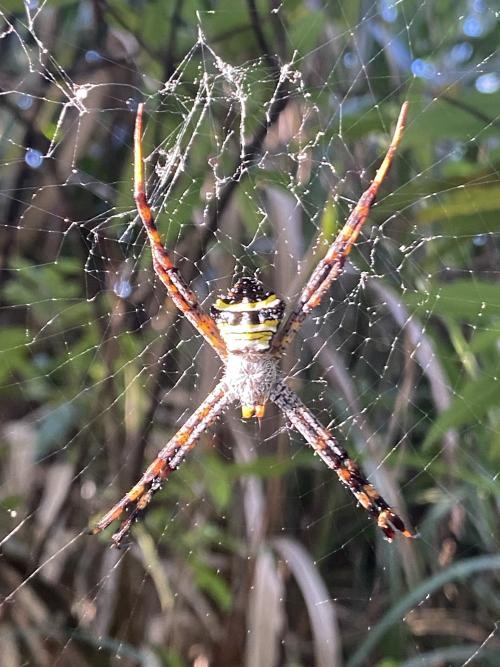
left=1, top=1, right=500, bottom=666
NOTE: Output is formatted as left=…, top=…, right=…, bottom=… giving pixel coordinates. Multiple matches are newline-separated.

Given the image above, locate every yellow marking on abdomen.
left=224, top=331, right=273, bottom=341
left=214, top=294, right=281, bottom=312
left=218, top=320, right=279, bottom=334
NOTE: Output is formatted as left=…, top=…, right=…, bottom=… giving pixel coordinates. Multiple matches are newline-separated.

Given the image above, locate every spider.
left=92, top=101, right=414, bottom=547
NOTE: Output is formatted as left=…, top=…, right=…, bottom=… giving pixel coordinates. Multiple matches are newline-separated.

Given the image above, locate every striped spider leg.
left=92, top=381, right=232, bottom=546
left=271, top=381, right=413, bottom=540
left=272, top=101, right=408, bottom=354
left=133, top=103, right=227, bottom=360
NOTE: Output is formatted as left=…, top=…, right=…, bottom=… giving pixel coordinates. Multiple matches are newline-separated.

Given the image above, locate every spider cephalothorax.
left=211, top=276, right=285, bottom=418
left=92, top=102, right=414, bottom=547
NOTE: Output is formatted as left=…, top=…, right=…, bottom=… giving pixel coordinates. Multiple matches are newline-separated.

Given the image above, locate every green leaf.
left=37, top=402, right=81, bottom=457
left=418, top=185, right=500, bottom=224
left=404, top=93, right=500, bottom=146
left=402, top=646, right=500, bottom=667
left=404, top=280, right=500, bottom=322
left=203, top=455, right=232, bottom=511
left=226, top=452, right=311, bottom=478
left=194, top=562, right=232, bottom=611
left=348, top=555, right=500, bottom=667
left=135, top=526, right=174, bottom=611
left=423, top=374, right=500, bottom=449
left=0, top=327, right=32, bottom=384
left=469, top=327, right=500, bottom=355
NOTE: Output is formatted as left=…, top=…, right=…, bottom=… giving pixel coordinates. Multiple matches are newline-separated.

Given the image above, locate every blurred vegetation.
left=1, top=1, right=500, bottom=666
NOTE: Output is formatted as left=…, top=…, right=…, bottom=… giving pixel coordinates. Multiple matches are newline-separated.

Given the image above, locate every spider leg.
left=134, top=103, right=227, bottom=359
left=91, top=380, right=232, bottom=546
left=271, top=380, right=413, bottom=541
left=273, top=102, right=408, bottom=354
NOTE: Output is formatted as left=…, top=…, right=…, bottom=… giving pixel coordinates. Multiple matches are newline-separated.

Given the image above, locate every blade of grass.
left=272, top=537, right=342, bottom=667
left=348, top=555, right=500, bottom=667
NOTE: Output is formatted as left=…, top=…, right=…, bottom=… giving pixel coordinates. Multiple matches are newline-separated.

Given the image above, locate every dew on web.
left=1, top=1, right=500, bottom=665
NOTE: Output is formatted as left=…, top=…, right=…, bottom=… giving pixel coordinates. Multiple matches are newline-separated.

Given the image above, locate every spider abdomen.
left=211, top=277, right=285, bottom=354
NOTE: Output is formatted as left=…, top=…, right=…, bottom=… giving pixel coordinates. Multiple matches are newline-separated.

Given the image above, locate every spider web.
left=1, top=1, right=500, bottom=666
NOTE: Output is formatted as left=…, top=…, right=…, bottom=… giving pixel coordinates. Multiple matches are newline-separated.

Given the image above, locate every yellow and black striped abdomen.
left=211, top=277, right=285, bottom=354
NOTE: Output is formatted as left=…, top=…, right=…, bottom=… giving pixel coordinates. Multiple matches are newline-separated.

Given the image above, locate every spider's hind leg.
left=335, top=458, right=411, bottom=540
left=271, top=380, right=414, bottom=541
left=90, top=460, right=172, bottom=545
left=110, top=482, right=160, bottom=547
left=91, top=381, right=231, bottom=546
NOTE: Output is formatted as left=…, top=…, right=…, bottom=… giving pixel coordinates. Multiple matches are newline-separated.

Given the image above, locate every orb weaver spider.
left=92, top=101, right=414, bottom=547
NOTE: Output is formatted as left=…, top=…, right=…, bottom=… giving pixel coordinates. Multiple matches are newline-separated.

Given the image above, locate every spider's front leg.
left=271, top=380, right=413, bottom=541
left=133, top=103, right=227, bottom=359
left=92, top=381, right=232, bottom=546
left=273, top=102, right=408, bottom=355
